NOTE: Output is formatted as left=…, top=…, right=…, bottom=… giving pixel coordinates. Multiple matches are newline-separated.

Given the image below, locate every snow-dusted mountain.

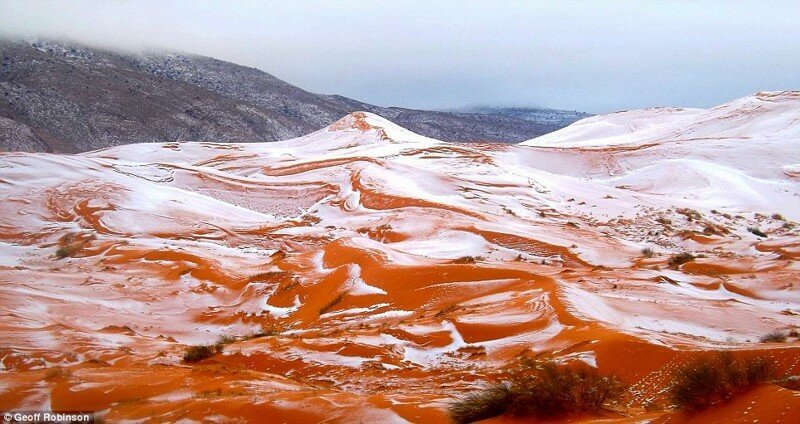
left=0, top=39, right=587, bottom=153
left=455, top=105, right=592, bottom=130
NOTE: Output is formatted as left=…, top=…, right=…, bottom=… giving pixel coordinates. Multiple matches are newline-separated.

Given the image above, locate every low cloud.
left=2, top=0, right=799, bottom=113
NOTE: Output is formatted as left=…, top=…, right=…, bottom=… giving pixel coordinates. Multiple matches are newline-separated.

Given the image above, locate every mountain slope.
left=455, top=105, right=592, bottom=131
left=0, top=39, right=586, bottom=153
left=0, top=94, right=798, bottom=422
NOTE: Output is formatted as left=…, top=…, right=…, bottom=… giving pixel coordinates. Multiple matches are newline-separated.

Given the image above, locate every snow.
left=0, top=242, right=32, bottom=267
left=521, top=107, right=702, bottom=148
left=521, top=91, right=800, bottom=149
left=385, top=230, right=491, bottom=260
left=346, top=264, right=387, bottom=296
left=380, top=320, right=468, bottom=367
left=1, top=91, right=799, bottom=387
left=263, top=295, right=301, bottom=318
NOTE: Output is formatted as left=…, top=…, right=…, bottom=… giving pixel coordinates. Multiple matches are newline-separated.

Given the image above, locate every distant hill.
left=454, top=106, right=591, bottom=128
left=0, top=39, right=588, bottom=153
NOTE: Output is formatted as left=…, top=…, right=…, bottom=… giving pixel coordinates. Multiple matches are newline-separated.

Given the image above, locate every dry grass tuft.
left=668, top=253, right=695, bottom=267
left=669, top=353, right=775, bottom=410
left=449, top=360, right=623, bottom=424
left=319, top=292, right=347, bottom=315
left=183, top=345, right=219, bottom=363
left=759, top=331, right=787, bottom=343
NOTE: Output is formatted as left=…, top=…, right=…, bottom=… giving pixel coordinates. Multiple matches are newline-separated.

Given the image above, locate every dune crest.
left=1, top=93, right=799, bottom=422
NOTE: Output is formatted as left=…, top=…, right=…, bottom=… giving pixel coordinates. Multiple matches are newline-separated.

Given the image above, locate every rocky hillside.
left=0, top=39, right=587, bottom=152
left=455, top=105, right=591, bottom=128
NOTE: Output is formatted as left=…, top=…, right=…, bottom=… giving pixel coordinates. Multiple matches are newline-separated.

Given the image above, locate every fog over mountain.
left=1, top=1, right=799, bottom=113
left=0, top=39, right=587, bottom=153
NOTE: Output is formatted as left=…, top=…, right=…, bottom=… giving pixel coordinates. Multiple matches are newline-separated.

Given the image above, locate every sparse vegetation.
left=676, top=208, right=702, bottom=222
left=748, top=227, right=767, bottom=237
left=772, top=213, right=784, bottom=221
left=319, top=292, right=347, bottom=315
left=453, top=256, right=484, bottom=264
left=656, top=216, right=672, bottom=225
left=54, top=231, right=94, bottom=259
left=759, top=331, right=787, bottom=343
left=669, top=353, right=775, bottom=410
left=435, top=303, right=461, bottom=318
left=244, top=328, right=281, bottom=339
left=44, top=366, right=71, bottom=381
left=641, top=247, right=655, bottom=258
left=183, top=345, right=220, bottom=363
left=668, top=253, right=695, bottom=267
left=55, top=242, right=82, bottom=259
left=449, top=385, right=512, bottom=424
left=702, top=223, right=729, bottom=236
left=216, top=334, right=237, bottom=345
left=185, top=330, right=279, bottom=362
left=449, top=361, right=623, bottom=424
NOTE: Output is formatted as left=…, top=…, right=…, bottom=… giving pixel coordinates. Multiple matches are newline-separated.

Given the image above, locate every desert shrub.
left=449, top=361, right=623, bottom=423
left=216, top=335, right=236, bottom=345
left=676, top=208, right=702, bottom=221
left=318, top=292, right=346, bottom=315
left=703, top=223, right=729, bottom=235
left=641, top=247, right=655, bottom=258
left=183, top=345, right=218, bottom=362
left=748, top=227, right=767, bottom=237
left=453, top=256, right=484, bottom=264
left=760, top=331, right=787, bottom=343
left=670, top=353, right=775, bottom=410
left=772, top=213, right=784, bottom=221
left=244, top=330, right=279, bottom=339
left=435, top=303, right=461, bottom=318
left=55, top=242, right=82, bottom=259
left=54, top=231, right=94, bottom=259
left=776, top=376, right=800, bottom=391
left=668, top=253, right=695, bottom=267
left=449, top=384, right=513, bottom=424
left=656, top=216, right=672, bottom=225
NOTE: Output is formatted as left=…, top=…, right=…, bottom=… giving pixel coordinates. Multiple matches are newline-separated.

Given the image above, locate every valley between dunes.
left=1, top=91, right=799, bottom=423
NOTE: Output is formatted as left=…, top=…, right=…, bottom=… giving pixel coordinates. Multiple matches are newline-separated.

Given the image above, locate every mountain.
left=0, top=39, right=587, bottom=153
left=1, top=93, right=798, bottom=422
left=454, top=105, right=592, bottom=130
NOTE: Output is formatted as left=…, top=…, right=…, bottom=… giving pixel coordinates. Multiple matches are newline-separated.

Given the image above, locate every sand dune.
left=1, top=94, right=799, bottom=422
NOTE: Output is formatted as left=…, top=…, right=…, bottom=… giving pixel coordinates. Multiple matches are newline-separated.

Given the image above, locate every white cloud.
left=1, top=0, right=799, bottom=113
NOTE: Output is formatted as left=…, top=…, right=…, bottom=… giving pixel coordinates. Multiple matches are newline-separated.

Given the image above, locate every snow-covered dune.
left=1, top=94, right=799, bottom=422
left=521, top=91, right=800, bottom=148
left=515, top=91, right=800, bottom=221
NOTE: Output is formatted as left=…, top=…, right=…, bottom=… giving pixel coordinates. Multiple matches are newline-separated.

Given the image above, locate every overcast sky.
left=2, top=0, right=799, bottom=113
